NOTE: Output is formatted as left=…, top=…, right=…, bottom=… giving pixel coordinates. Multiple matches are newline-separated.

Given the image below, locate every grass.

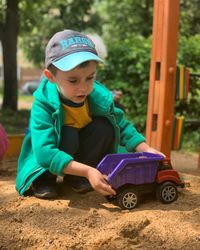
left=0, top=109, right=30, bottom=134
left=0, top=88, right=34, bottom=102
left=0, top=90, right=33, bottom=134
left=181, top=130, right=199, bottom=153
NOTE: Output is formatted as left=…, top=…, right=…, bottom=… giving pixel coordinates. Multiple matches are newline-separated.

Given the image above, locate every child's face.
left=51, top=61, right=97, bottom=103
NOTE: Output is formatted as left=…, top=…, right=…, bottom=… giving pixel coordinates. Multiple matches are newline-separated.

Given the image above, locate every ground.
left=0, top=151, right=200, bottom=250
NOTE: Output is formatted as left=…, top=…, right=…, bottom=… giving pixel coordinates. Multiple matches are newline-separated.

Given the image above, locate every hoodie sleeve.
left=30, top=99, right=73, bottom=176
left=113, top=105, right=146, bottom=151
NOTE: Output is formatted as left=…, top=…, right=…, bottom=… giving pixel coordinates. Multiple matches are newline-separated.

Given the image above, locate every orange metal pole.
left=146, top=0, right=180, bottom=158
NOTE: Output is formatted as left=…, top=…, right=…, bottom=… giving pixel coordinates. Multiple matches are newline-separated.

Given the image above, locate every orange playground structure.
left=146, top=0, right=180, bottom=159
left=146, top=0, right=199, bottom=168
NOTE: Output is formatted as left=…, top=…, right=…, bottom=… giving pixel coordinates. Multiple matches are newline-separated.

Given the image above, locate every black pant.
left=33, top=117, right=114, bottom=186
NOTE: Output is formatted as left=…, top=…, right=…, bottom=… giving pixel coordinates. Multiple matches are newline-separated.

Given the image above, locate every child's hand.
left=145, top=146, right=166, bottom=158
left=63, top=161, right=116, bottom=196
left=136, top=142, right=166, bottom=158
left=86, top=168, right=116, bottom=196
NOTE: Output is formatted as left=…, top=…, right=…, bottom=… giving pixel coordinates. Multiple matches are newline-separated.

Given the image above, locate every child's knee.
left=94, top=117, right=114, bottom=138
left=59, top=126, right=79, bottom=155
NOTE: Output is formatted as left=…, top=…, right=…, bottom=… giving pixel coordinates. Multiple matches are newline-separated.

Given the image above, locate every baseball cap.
left=45, top=29, right=104, bottom=71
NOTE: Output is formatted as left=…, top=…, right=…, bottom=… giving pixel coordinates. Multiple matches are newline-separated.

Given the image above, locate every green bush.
left=181, top=130, right=199, bottom=152
left=97, top=35, right=152, bottom=132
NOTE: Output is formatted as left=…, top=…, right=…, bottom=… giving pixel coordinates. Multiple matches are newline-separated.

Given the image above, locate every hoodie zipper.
left=19, top=109, right=61, bottom=194
left=54, top=118, right=59, bottom=136
left=53, top=108, right=62, bottom=147
left=18, top=167, right=44, bottom=194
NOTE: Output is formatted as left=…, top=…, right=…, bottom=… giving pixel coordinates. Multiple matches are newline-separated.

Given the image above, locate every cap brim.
left=52, top=51, right=104, bottom=71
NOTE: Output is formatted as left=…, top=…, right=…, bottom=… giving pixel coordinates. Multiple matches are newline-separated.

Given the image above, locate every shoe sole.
left=71, top=186, right=93, bottom=194
left=34, top=191, right=58, bottom=199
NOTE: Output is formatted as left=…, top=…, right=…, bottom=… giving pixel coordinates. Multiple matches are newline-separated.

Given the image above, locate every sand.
left=0, top=151, right=200, bottom=250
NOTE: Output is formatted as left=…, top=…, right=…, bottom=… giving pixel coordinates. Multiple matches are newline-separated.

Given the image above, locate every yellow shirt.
left=62, top=99, right=92, bottom=129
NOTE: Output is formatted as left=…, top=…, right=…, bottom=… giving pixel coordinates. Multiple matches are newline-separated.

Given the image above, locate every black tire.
left=117, top=188, right=139, bottom=210
left=156, top=182, right=178, bottom=204
left=105, top=195, right=118, bottom=206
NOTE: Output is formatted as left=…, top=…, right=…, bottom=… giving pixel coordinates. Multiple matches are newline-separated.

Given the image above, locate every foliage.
left=179, top=0, right=200, bottom=37
left=178, top=34, right=200, bottom=70
left=181, top=130, right=199, bottom=152
left=19, top=0, right=102, bottom=67
left=97, top=35, right=152, bottom=131
left=95, top=0, right=153, bottom=40
left=0, top=0, right=6, bottom=26
left=95, top=0, right=200, bottom=131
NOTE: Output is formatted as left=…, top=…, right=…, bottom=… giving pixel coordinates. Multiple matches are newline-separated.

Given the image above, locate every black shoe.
left=71, top=182, right=93, bottom=194
left=32, top=171, right=58, bottom=199
left=32, top=184, right=58, bottom=199
left=64, top=175, right=93, bottom=194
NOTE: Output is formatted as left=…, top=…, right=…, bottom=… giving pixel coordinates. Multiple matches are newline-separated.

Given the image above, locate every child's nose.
left=79, top=81, right=88, bottom=91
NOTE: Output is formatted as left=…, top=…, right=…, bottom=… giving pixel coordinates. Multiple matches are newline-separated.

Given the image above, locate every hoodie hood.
left=33, top=78, right=60, bottom=110
left=33, top=77, right=113, bottom=112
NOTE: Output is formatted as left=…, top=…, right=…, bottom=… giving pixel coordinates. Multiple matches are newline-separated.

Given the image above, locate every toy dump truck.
left=97, top=152, right=184, bottom=210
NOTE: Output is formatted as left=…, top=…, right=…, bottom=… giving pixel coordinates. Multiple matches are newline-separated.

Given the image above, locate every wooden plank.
left=146, top=0, right=180, bottom=158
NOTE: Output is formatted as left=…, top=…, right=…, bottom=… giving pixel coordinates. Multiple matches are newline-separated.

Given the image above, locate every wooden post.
left=146, top=0, right=180, bottom=158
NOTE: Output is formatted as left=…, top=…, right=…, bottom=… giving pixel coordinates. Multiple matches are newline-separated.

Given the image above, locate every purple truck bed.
left=97, top=152, right=164, bottom=189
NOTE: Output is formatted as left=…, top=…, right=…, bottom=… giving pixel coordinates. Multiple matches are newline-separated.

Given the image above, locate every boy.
left=16, top=29, right=163, bottom=199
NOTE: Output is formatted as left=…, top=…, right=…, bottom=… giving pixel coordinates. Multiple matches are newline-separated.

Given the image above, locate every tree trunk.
left=1, top=0, right=19, bottom=110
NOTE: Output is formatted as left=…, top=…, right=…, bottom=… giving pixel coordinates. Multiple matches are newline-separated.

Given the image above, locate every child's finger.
left=102, top=174, right=108, bottom=181
left=100, top=183, right=116, bottom=196
left=101, top=177, right=116, bottom=195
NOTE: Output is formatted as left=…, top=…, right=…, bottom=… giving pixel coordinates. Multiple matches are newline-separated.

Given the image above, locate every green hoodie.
left=16, top=78, right=145, bottom=195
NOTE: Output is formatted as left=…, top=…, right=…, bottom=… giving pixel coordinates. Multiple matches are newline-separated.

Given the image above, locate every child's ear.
left=43, top=69, right=55, bottom=82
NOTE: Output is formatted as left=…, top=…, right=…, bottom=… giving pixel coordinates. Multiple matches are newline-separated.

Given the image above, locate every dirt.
left=0, top=151, right=200, bottom=250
